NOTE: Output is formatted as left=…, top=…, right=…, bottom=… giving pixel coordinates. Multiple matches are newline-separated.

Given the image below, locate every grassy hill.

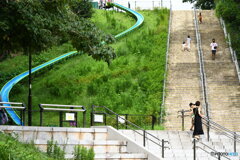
left=3, top=8, right=169, bottom=127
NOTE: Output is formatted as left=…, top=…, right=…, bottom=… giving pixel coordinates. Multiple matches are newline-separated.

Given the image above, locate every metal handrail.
left=91, top=105, right=169, bottom=158
left=160, top=0, right=172, bottom=124
left=197, top=141, right=231, bottom=160
left=39, top=104, right=86, bottom=127
left=193, top=8, right=210, bottom=120
left=0, top=101, right=26, bottom=126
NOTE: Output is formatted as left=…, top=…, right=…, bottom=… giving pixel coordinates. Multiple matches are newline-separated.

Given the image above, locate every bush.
left=0, top=133, right=54, bottom=160
left=74, top=145, right=94, bottom=160
left=47, top=140, right=65, bottom=160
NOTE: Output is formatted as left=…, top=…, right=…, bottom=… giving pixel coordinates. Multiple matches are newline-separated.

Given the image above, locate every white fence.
left=113, top=0, right=171, bottom=10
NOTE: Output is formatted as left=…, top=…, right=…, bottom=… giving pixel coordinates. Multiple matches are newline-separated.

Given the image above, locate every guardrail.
left=202, top=117, right=240, bottom=153
left=177, top=109, right=240, bottom=153
left=91, top=110, right=157, bottom=130
left=160, top=0, right=172, bottom=124
left=193, top=139, right=231, bottom=160
left=219, top=18, right=240, bottom=84
left=39, top=104, right=86, bottom=127
left=91, top=105, right=169, bottom=158
left=193, top=8, right=211, bottom=120
left=0, top=102, right=26, bottom=126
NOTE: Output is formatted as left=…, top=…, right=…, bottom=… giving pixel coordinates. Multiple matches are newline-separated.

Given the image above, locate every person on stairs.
left=189, top=103, right=195, bottom=131
left=187, top=35, right=191, bottom=50
left=182, top=41, right=190, bottom=52
left=198, top=12, right=202, bottom=24
left=190, top=101, right=204, bottom=140
left=210, top=39, right=218, bottom=60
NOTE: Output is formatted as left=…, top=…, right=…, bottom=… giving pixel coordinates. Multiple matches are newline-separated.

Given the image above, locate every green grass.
left=4, top=8, right=169, bottom=128
left=91, top=9, right=135, bottom=35
left=0, top=133, right=55, bottom=160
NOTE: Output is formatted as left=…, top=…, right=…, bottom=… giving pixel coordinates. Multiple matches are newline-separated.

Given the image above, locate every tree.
left=183, top=0, right=215, bottom=9
left=0, top=0, right=116, bottom=64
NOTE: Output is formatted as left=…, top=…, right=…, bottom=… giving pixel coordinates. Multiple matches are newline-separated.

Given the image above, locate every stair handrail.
left=160, top=0, right=172, bottom=124
left=91, top=105, right=170, bottom=158
left=195, top=140, right=231, bottom=160
left=193, top=8, right=240, bottom=153
left=193, top=8, right=210, bottom=120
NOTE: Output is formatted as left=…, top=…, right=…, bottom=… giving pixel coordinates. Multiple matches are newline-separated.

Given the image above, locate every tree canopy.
left=0, top=0, right=115, bottom=64
left=183, top=0, right=215, bottom=9
left=215, top=0, right=240, bottom=53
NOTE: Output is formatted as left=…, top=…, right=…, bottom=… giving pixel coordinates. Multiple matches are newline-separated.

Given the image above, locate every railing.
left=193, top=139, right=231, bottom=160
left=193, top=8, right=210, bottom=120
left=91, top=105, right=169, bottom=158
left=177, top=109, right=240, bottom=153
left=193, top=7, right=240, bottom=154
left=114, top=0, right=171, bottom=10
left=91, top=111, right=156, bottom=130
left=219, top=17, right=240, bottom=84
left=177, top=109, right=191, bottom=131
left=202, top=117, right=240, bottom=152
left=0, top=102, right=26, bottom=126
left=39, top=104, right=86, bottom=127
left=160, top=0, right=172, bottom=124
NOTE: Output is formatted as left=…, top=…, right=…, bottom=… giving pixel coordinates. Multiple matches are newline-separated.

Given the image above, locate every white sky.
left=108, top=0, right=194, bottom=10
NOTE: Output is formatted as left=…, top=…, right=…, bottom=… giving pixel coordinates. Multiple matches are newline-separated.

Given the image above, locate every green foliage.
left=0, top=0, right=115, bottom=64
left=10, top=9, right=169, bottom=127
left=0, top=133, right=55, bottom=160
left=47, top=140, right=65, bottom=160
left=70, top=0, right=93, bottom=18
left=182, top=0, right=215, bottom=9
left=216, top=0, right=240, bottom=56
left=74, top=145, right=94, bottom=160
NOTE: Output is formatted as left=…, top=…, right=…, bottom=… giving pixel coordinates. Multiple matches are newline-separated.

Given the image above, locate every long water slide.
left=0, top=3, right=144, bottom=125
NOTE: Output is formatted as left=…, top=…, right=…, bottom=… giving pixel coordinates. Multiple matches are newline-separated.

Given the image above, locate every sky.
left=111, top=0, right=194, bottom=10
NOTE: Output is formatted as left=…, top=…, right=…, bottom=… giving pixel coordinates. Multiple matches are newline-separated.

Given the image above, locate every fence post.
left=90, top=112, right=93, bottom=126
left=125, top=114, right=128, bottom=129
left=104, top=113, right=107, bottom=126
left=74, top=112, right=77, bottom=127
left=91, top=105, right=94, bottom=126
left=207, top=120, right=210, bottom=141
left=143, top=130, right=146, bottom=147
left=23, top=108, right=26, bottom=126
left=59, top=111, right=63, bottom=127
left=180, top=109, right=185, bottom=131
left=234, top=132, right=236, bottom=153
left=193, top=138, right=196, bottom=160
left=83, top=111, right=86, bottom=127
left=152, top=115, right=156, bottom=130
left=40, top=108, right=43, bottom=126
left=116, top=114, right=119, bottom=130
left=162, top=139, right=165, bottom=158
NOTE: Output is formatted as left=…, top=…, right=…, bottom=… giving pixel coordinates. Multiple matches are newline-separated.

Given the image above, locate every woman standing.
left=192, top=101, right=204, bottom=140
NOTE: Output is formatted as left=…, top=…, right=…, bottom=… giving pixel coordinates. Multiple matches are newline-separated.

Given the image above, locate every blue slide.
left=0, top=3, right=144, bottom=125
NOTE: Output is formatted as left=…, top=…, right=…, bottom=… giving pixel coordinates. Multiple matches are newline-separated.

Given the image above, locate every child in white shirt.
left=210, top=39, right=218, bottom=60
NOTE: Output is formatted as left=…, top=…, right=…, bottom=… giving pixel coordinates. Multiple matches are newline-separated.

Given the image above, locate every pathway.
left=198, top=10, right=240, bottom=131
left=164, top=10, right=202, bottom=130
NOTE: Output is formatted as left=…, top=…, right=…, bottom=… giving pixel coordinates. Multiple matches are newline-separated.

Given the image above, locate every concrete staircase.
left=198, top=10, right=240, bottom=131
left=120, top=130, right=240, bottom=160
left=164, top=10, right=202, bottom=130
left=0, top=126, right=158, bottom=160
